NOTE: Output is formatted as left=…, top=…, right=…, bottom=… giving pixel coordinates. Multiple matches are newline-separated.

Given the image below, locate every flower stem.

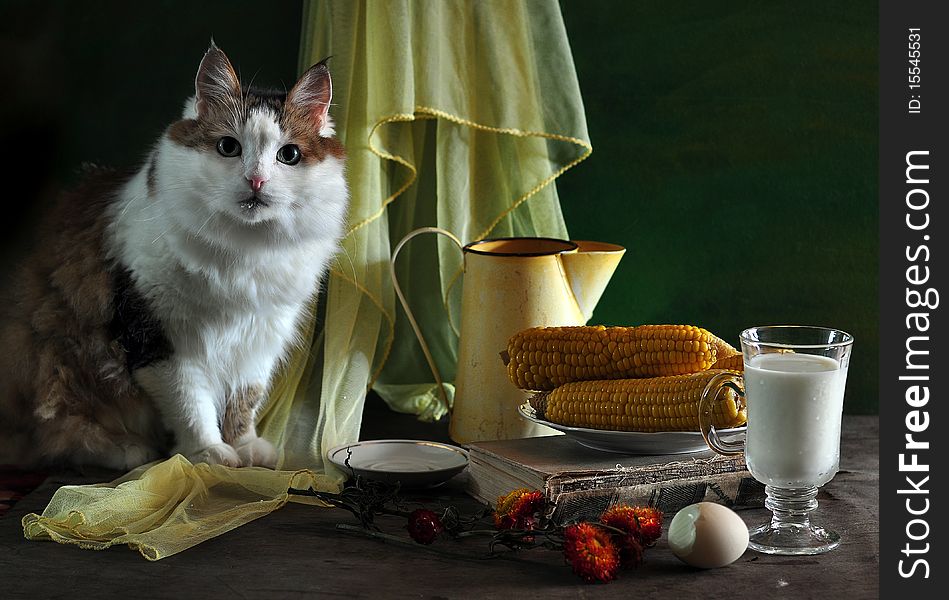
left=454, top=529, right=501, bottom=538
left=335, top=524, right=492, bottom=561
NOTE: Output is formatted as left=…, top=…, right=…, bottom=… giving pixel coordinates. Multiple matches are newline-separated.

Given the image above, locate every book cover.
left=466, top=435, right=764, bottom=521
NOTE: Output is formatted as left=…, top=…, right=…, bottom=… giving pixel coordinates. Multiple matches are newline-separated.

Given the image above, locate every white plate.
left=327, top=439, right=469, bottom=488
left=518, top=403, right=746, bottom=455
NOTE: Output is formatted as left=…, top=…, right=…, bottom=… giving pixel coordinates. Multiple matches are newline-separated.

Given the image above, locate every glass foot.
left=748, top=522, right=840, bottom=555
left=748, top=484, right=840, bottom=555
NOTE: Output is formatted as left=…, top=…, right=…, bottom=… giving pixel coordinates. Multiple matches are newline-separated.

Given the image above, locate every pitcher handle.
left=390, top=227, right=464, bottom=417
left=698, top=371, right=747, bottom=456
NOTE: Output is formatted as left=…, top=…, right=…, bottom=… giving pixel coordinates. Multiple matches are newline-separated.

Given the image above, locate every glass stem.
left=764, top=485, right=818, bottom=529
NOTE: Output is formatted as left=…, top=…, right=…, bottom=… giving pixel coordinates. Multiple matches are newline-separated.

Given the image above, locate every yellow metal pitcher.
left=391, top=228, right=625, bottom=444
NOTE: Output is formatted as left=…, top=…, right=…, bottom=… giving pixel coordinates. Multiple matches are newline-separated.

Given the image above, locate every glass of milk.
left=698, top=325, right=853, bottom=555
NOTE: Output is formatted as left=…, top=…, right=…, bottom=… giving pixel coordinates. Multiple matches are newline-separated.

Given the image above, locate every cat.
left=0, top=43, right=348, bottom=471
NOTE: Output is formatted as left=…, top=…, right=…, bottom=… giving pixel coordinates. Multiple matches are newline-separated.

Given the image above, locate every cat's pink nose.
left=247, top=176, right=267, bottom=192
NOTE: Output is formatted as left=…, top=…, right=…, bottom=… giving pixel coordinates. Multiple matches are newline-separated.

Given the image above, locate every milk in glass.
left=744, top=353, right=847, bottom=487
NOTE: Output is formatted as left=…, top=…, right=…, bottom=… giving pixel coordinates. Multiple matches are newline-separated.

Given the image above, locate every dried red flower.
left=600, top=505, right=645, bottom=568
left=493, top=489, right=546, bottom=531
left=631, top=506, right=663, bottom=547
left=563, top=523, right=621, bottom=583
left=407, top=509, right=444, bottom=545
left=601, top=505, right=641, bottom=535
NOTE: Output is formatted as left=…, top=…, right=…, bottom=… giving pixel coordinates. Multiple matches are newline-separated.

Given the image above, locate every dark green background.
left=558, top=2, right=878, bottom=413
left=1, top=1, right=878, bottom=413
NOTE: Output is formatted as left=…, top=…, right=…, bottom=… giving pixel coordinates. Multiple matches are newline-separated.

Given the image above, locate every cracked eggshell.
left=668, top=502, right=749, bottom=569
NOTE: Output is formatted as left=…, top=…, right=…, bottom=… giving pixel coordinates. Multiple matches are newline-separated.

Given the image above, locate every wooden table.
left=0, top=416, right=879, bottom=598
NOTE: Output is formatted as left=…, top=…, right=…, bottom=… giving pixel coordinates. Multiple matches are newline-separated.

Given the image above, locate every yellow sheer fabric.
left=22, top=455, right=332, bottom=561
left=260, top=0, right=591, bottom=476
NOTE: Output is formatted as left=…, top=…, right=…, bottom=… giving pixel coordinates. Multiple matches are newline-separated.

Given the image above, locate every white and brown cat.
left=0, top=44, right=348, bottom=470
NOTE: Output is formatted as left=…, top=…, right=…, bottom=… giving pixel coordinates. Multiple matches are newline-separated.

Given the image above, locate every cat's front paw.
left=186, top=443, right=241, bottom=467
left=235, top=437, right=278, bottom=469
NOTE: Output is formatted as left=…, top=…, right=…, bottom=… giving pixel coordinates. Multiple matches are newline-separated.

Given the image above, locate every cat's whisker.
left=134, top=214, right=167, bottom=223
left=192, top=211, right=217, bottom=239
left=244, top=69, right=262, bottom=97
left=116, top=189, right=151, bottom=219
left=150, top=223, right=176, bottom=245
left=131, top=202, right=170, bottom=222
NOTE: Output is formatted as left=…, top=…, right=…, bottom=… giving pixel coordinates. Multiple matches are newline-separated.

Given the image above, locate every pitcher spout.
left=559, top=241, right=626, bottom=322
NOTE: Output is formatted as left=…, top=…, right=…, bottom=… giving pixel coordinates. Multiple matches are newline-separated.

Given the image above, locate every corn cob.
left=528, top=370, right=746, bottom=433
left=711, top=353, right=744, bottom=372
left=507, top=324, right=731, bottom=391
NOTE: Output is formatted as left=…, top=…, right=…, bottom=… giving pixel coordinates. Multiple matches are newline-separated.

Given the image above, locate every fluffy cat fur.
left=0, top=44, right=348, bottom=470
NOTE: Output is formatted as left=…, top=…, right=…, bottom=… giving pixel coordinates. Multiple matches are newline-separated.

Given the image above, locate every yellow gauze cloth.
left=22, top=455, right=334, bottom=561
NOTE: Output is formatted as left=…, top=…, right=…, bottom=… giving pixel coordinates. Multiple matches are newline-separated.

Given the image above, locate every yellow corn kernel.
left=707, top=333, right=739, bottom=361
left=528, top=370, right=746, bottom=432
left=712, top=353, right=744, bottom=372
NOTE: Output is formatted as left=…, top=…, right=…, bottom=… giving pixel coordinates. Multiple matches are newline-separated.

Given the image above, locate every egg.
left=668, top=502, right=749, bottom=568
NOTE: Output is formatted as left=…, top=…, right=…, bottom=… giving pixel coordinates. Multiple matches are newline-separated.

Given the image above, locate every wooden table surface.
left=0, top=416, right=879, bottom=599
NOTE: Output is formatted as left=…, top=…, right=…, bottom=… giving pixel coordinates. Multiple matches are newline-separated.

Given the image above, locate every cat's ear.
left=194, top=43, right=241, bottom=120
left=287, top=59, right=333, bottom=136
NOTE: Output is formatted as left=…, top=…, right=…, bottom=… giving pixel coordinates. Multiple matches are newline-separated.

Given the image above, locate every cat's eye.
left=216, top=136, right=242, bottom=157
left=276, top=144, right=301, bottom=165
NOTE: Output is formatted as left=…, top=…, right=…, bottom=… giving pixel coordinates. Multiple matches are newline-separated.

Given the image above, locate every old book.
left=465, top=435, right=764, bottom=520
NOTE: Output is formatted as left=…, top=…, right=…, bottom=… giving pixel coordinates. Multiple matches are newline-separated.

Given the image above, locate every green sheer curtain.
left=259, top=0, right=592, bottom=481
